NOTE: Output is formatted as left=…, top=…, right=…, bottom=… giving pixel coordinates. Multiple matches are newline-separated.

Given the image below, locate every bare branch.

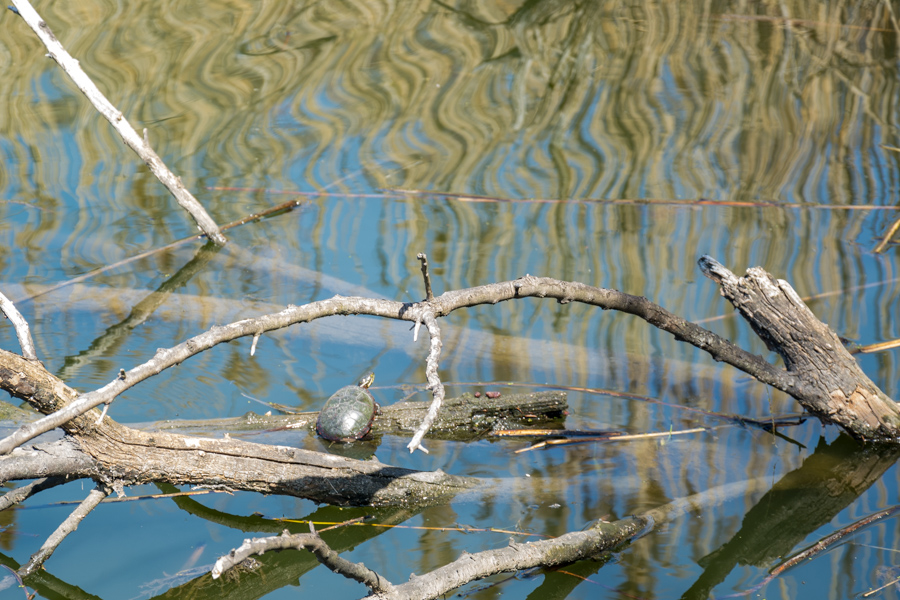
left=416, top=253, right=434, bottom=300
left=699, top=256, right=900, bottom=440
left=1, top=263, right=892, bottom=453
left=8, top=0, right=226, bottom=245
left=407, top=310, right=444, bottom=453
left=212, top=529, right=395, bottom=593
left=365, top=477, right=772, bottom=600
left=0, top=272, right=803, bottom=454
left=0, top=290, right=36, bottom=360
left=19, top=485, right=109, bottom=577
left=0, top=297, right=413, bottom=453
left=0, top=476, right=70, bottom=511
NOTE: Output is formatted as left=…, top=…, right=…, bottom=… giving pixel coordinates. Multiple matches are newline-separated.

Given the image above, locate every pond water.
left=1, top=0, right=900, bottom=598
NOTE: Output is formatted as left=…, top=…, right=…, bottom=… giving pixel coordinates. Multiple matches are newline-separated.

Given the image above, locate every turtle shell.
left=316, top=384, right=378, bottom=442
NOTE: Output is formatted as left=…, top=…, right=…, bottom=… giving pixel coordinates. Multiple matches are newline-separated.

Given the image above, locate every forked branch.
left=0, top=258, right=897, bottom=461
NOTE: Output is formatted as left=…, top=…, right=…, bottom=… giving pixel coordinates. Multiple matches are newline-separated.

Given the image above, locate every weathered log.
left=150, top=390, right=567, bottom=441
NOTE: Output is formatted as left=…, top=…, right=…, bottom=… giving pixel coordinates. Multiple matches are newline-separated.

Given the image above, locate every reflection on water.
left=1, top=0, right=899, bottom=598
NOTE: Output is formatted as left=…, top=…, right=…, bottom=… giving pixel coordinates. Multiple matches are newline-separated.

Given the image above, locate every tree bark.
left=699, top=256, right=900, bottom=441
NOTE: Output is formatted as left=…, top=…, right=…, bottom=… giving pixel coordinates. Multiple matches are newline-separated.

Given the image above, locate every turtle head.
left=358, top=371, right=375, bottom=389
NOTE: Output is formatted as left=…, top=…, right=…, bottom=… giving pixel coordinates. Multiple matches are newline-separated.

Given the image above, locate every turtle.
left=315, top=372, right=379, bottom=442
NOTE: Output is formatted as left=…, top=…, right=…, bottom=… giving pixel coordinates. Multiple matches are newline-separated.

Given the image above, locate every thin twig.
left=18, top=485, right=110, bottom=577
left=15, top=198, right=303, bottom=305
left=854, top=338, right=900, bottom=354
left=734, top=504, right=900, bottom=597
left=47, top=488, right=227, bottom=505
left=8, top=0, right=226, bottom=244
left=874, top=215, right=900, bottom=253
left=513, top=427, right=710, bottom=453
left=0, top=291, right=36, bottom=360
left=417, top=253, right=434, bottom=301
left=387, top=189, right=900, bottom=210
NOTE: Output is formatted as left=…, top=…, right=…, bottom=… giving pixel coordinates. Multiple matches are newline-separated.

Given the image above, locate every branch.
left=1, top=275, right=779, bottom=453
left=427, top=275, right=798, bottom=394
left=18, top=485, right=109, bottom=577
left=416, top=253, right=434, bottom=300
left=407, top=309, right=444, bottom=453
left=7, top=0, right=226, bottom=245
left=0, top=438, right=97, bottom=483
left=698, top=256, right=900, bottom=440
left=0, top=368, right=479, bottom=507
left=0, top=476, right=70, bottom=511
left=0, top=290, right=36, bottom=360
left=212, top=528, right=395, bottom=593
left=1, top=264, right=894, bottom=454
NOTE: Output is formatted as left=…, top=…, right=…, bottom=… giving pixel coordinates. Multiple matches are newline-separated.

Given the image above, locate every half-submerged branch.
left=213, top=477, right=772, bottom=599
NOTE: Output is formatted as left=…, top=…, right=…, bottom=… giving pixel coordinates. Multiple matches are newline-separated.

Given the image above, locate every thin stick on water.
left=8, top=0, right=226, bottom=245
left=18, top=485, right=110, bottom=577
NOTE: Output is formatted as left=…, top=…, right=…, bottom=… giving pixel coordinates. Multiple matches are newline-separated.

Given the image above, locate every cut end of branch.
left=697, top=255, right=737, bottom=285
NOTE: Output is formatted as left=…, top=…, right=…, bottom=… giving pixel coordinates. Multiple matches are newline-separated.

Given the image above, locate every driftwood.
left=8, top=0, right=226, bottom=244
left=4, top=0, right=899, bottom=595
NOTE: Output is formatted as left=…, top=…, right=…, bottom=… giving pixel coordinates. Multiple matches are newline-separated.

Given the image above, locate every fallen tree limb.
left=0, top=272, right=835, bottom=454
left=8, top=0, right=226, bottom=244
left=699, top=256, right=900, bottom=440
left=0, top=259, right=897, bottom=492
left=19, top=485, right=109, bottom=577
left=0, top=438, right=97, bottom=483
left=213, top=477, right=774, bottom=599
left=0, top=419, right=479, bottom=507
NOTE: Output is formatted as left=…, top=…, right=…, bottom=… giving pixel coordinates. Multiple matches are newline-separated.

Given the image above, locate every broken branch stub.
left=699, top=256, right=900, bottom=441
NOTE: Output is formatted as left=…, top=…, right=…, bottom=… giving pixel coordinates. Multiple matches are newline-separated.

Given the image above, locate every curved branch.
left=2, top=265, right=892, bottom=452
left=0, top=274, right=802, bottom=454
left=427, top=276, right=799, bottom=394
left=212, top=529, right=395, bottom=593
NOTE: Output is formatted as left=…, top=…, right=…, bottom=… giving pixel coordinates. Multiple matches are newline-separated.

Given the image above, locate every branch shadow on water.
left=56, top=240, right=223, bottom=384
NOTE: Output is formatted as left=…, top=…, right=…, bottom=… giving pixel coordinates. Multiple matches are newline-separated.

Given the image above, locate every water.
left=1, top=0, right=899, bottom=598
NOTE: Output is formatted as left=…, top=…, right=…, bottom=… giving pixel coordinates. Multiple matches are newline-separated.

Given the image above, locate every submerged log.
left=150, top=390, right=567, bottom=441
